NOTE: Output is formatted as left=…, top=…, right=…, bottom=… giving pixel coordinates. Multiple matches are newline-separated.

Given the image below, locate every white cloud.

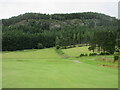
left=119, top=1, right=120, bottom=19
left=0, top=0, right=119, bottom=19
left=1, top=0, right=119, bottom=3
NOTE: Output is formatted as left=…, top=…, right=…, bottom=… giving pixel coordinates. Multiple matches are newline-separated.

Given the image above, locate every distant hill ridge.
left=2, top=12, right=117, bottom=27
left=2, top=12, right=119, bottom=51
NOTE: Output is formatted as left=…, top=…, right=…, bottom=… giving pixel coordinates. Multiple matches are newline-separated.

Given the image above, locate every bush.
left=99, top=52, right=110, bottom=55
left=80, top=54, right=84, bottom=57
left=89, top=53, right=97, bottom=56
left=37, top=43, right=44, bottom=49
left=80, top=53, right=88, bottom=57
left=99, top=52, right=105, bottom=55
left=105, top=52, right=110, bottom=55
left=89, top=53, right=92, bottom=56
left=85, top=54, right=88, bottom=56
left=93, top=53, right=97, bottom=55
left=56, top=45, right=60, bottom=49
left=114, top=56, right=119, bottom=61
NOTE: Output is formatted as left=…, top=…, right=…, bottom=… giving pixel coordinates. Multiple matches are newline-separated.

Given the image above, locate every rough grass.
left=74, top=56, right=118, bottom=68
left=2, top=47, right=118, bottom=88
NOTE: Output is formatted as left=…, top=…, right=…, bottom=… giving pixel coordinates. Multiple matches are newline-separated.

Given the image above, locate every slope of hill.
left=2, top=12, right=118, bottom=51
left=2, top=12, right=117, bottom=28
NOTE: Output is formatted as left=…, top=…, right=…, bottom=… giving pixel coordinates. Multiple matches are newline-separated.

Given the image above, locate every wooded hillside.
left=2, top=12, right=119, bottom=54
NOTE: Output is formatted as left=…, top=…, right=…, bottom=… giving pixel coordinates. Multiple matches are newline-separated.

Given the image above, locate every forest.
left=2, top=12, right=120, bottom=54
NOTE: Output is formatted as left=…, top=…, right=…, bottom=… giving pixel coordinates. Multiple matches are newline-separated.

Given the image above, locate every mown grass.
left=2, top=48, right=60, bottom=59
left=0, top=52, right=2, bottom=89
left=2, top=47, right=118, bottom=88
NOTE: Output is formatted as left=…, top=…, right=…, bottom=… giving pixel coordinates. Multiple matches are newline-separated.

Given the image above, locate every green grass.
left=0, top=52, right=2, bottom=89
left=62, top=46, right=92, bottom=57
left=74, top=56, right=118, bottom=67
left=2, top=47, right=118, bottom=88
left=3, top=48, right=60, bottom=59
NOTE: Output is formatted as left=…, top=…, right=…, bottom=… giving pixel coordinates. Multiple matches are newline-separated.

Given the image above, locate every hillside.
left=2, top=12, right=117, bottom=28
left=2, top=12, right=119, bottom=51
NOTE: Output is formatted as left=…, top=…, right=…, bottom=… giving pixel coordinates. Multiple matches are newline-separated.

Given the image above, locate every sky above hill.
left=0, top=0, right=119, bottom=19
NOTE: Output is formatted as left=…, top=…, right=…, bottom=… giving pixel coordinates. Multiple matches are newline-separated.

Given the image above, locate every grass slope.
left=2, top=47, right=118, bottom=88
left=62, top=46, right=92, bottom=57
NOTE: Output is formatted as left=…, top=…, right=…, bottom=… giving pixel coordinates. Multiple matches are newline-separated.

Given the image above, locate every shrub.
left=85, top=54, right=88, bottom=56
left=114, top=56, right=119, bottom=61
left=89, top=53, right=97, bottom=56
left=37, top=43, right=44, bottom=49
left=99, top=52, right=105, bottom=55
left=105, top=52, right=110, bottom=55
left=80, top=53, right=88, bottom=57
left=56, top=45, right=60, bottom=49
left=89, top=53, right=92, bottom=56
left=99, top=52, right=111, bottom=55
left=88, top=47, right=94, bottom=51
left=80, top=54, right=84, bottom=57
left=93, top=53, right=97, bottom=56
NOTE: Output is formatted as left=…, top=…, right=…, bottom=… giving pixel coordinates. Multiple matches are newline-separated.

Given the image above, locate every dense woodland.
left=2, top=12, right=120, bottom=54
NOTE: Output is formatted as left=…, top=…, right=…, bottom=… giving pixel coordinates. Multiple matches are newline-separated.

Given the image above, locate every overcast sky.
left=0, top=0, right=119, bottom=19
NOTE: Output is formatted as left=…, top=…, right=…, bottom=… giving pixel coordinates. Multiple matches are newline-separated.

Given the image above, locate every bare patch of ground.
left=71, top=60, right=82, bottom=63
